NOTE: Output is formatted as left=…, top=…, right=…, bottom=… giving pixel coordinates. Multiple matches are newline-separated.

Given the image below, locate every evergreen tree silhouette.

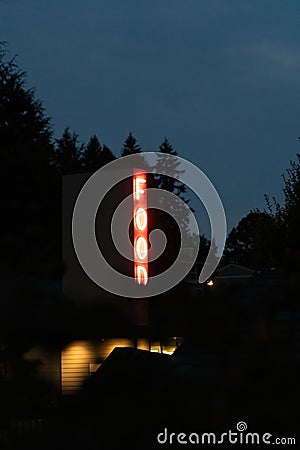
left=81, top=134, right=103, bottom=172
left=147, top=138, right=193, bottom=276
left=53, top=127, right=84, bottom=174
left=0, top=43, right=59, bottom=274
left=100, top=144, right=116, bottom=166
left=81, top=135, right=116, bottom=172
left=155, top=137, right=191, bottom=236
left=120, top=132, right=141, bottom=156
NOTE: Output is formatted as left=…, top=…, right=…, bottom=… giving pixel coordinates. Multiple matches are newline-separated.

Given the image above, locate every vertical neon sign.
left=133, top=171, right=148, bottom=285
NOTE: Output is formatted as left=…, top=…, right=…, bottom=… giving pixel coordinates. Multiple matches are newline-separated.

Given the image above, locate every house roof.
left=214, top=263, right=256, bottom=279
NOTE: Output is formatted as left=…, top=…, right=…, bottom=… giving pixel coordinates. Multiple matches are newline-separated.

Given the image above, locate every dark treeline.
left=1, top=44, right=211, bottom=343
left=0, top=44, right=194, bottom=280
left=1, top=41, right=300, bottom=281
left=222, top=154, right=300, bottom=274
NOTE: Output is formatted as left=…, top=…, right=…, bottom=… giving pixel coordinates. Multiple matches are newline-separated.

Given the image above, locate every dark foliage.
left=120, top=132, right=142, bottom=156
left=81, top=135, right=116, bottom=172
left=0, top=43, right=60, bottom=275
left=52, top=127, right=84, bottom=174
left=224, top=152, right=300, bottom=272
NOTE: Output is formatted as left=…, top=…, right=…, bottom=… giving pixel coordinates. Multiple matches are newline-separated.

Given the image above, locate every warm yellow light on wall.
left=207, top=279, right=214, bottom=286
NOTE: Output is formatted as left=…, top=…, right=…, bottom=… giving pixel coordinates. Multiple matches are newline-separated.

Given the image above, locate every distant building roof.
left=214, top=263, right=256, bottom=279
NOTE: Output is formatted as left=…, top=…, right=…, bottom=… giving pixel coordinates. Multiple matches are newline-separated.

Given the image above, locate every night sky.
left=1, top=0, right=300, bottom=234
